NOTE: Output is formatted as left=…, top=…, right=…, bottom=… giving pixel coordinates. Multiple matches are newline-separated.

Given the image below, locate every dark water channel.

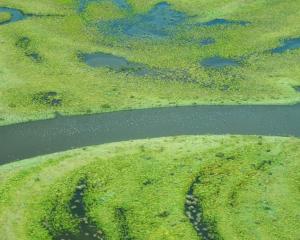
left=48, top=179, right=105, bottom=240
left=185, top=176, right=219, bottom=240
left=0, top=105, right=300, bottom=165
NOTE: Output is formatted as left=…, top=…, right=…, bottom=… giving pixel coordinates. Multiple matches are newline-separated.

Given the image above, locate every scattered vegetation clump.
left=115, top=207, right=134, bottom=240
left=15, top=37, right=43, bottom=62
left=32, top=91, right=62, bottom=106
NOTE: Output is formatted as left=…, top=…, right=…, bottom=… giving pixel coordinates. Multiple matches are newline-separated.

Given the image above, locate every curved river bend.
left=0, top=105, right=300, bottom=165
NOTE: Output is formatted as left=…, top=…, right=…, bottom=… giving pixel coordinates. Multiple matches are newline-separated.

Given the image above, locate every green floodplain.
left=0, top=0, right=300, bottom=240
left=0, top=136, right=299, bottom=239
left=0, top=0, right=299, bottom=125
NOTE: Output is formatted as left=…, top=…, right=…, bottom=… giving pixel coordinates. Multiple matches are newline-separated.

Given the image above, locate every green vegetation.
left=0, top=12, right=11, bottom=23
left=0, top=135, right=299, bottom=239
left=0, top=0, right=300, bottom=125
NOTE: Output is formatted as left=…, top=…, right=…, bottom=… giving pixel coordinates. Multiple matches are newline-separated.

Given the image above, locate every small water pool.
left=272, top=37, right=300, bottom=54
left=200, top=38, right=215, bottom=46
left=198, top=18, right=250, bottom=27
left=80, top=52, right=151, bottom=76
left=200, top=56, right=239, bottom=69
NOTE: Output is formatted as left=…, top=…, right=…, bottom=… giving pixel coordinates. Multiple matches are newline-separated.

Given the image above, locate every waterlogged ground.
left=0, top=136, right=299, bottom=240
left=0, top=0, right=300, bottom=125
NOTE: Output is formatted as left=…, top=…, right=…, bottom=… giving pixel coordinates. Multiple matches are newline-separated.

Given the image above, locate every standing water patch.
left=0, top=7, right=27, bottom=25
left=272, top=37, right=300, bottom=54
left=80, top=52, right=197, bottom=82
left=80, top=52, right=151, bottom=76
left=200, top=38, right=215, bottom=46
left=197, top=18, right=250, bottom=27
left=46, top=179, right=105, bottom=240
left=185, top=175, right=220, bottom=240
left=99, top=2, right=188, bottom=38
left=200, top=56, right=240, bottom=69
left=16, top=36, right=43, bottom=62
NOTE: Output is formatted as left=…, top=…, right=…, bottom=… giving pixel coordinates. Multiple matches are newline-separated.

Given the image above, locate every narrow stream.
left=49, top=179, right=105, bottom=240
left=185, top=176, right=219, bottom=240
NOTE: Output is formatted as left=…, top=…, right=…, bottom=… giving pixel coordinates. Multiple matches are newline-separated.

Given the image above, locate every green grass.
left=0, top=135, right=299, bottom=239
left=0, top=0, right=300, bottom=125
left=0, top=12, right=11, bottom=23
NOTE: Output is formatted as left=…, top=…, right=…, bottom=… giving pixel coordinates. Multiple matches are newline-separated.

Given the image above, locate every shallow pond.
left=0, top=7, right=27, bottom=25
left=272, top=37, right=300, bottom=53
left=200, top=56, right=239, bottom=68
left=99, top=2, right=188, bottom=38
left=81, top=52, right=197, bottom=82
left=80, top=52, right=151, bottom=76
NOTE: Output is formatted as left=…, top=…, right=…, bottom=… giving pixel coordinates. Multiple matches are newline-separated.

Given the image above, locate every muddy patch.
left=272, top=37, right=300, bottom=54
left=197, top=18, right=250, bottom=27
left=46, top=179, right=105, bottom=240
left=200, top=56, right=240, bottom=69
left=0, top=7, right=27, bottom=25
left=99, top=2, right=188, bottom=38
left=115, top=207, right=134, bottom=240
left=200, top=38, right=215, bottom=46
left=32, top=91, right=62, bottom=106
left=16, top=36, right=43, bottom=62
left=185, top=175, right=220, bottom=240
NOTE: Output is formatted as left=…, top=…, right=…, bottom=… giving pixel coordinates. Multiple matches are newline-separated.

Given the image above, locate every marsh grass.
left=0, top=136, right=299, bottom=239
left=0, top=0, right=300, bottom=126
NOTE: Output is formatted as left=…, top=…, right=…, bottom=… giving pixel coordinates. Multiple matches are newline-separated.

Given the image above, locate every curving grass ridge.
left=0, top=135, right=299, bottom=239
left=0, top=12, right=11, bottom=23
